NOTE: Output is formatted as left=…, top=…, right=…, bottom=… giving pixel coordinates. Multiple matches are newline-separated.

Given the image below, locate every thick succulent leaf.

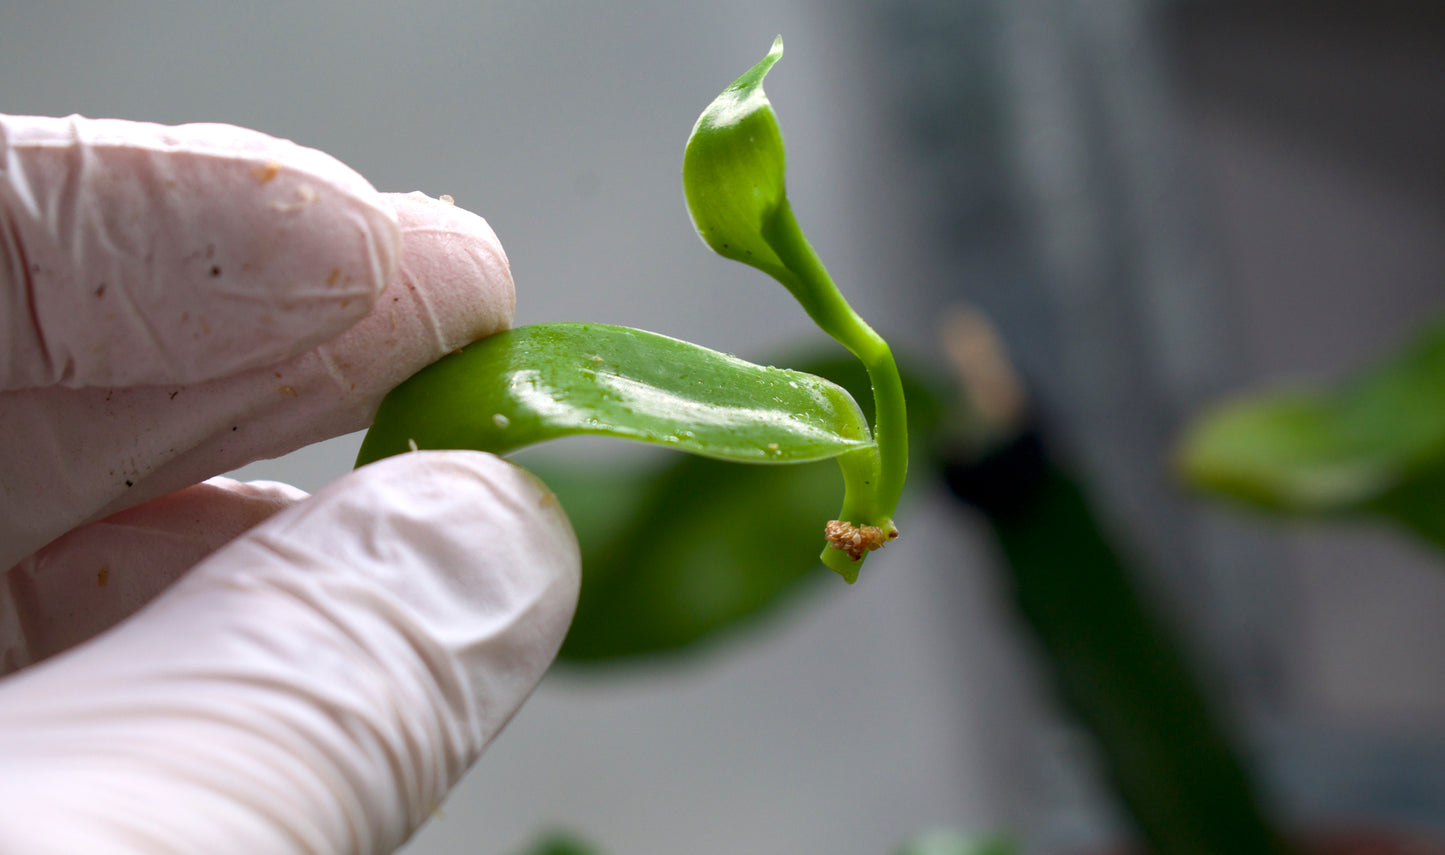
left=1178, top=319, right=1445, bottom=524
left=356, top=322, right=871, bottom=466
left=683, top=35, right=789, bottom=279
left=979, top=463, right=1286, bottom=855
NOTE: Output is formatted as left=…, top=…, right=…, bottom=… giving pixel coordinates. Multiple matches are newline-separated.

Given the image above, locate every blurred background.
left=5, top=1, right=1443, bottom=852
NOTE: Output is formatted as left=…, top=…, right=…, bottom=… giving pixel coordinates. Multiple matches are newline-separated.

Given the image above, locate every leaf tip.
left=725, top=34, right=784, bottom=96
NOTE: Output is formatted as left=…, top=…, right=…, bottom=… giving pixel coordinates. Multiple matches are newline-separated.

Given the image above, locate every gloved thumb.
left=0, top=451, right=580, bottom=855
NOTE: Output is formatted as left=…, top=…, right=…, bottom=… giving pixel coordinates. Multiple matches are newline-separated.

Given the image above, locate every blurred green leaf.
left=1179, top=318, right=1445, bottom=547
left=528, top=352, right=945, bottom=664
left=892, top=830, right=1018, bottom=855
left=511, top=831, right=606, bottom=855
left=1369, top=457, right=1445, bottom=550
left=534, top=453, right=839, bottom=663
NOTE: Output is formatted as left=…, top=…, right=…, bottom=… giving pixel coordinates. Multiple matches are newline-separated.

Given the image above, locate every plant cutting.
left=355, top=37, right=906, bottom=582
left=413, top=35, right=1445, bottom=855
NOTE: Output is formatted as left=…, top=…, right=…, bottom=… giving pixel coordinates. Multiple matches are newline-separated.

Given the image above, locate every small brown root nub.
left=825, top=520, right=894, bottom=561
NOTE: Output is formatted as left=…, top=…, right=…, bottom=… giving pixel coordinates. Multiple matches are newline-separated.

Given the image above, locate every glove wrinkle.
left=0, top=113, right=556, bottom=855
left=0, top=193, right=514, bottom=569
left=0, top=113, right=402, bottom=391
left=0, top=452, right=579, bottom=855
left=396, top=216, right=515, bottom=352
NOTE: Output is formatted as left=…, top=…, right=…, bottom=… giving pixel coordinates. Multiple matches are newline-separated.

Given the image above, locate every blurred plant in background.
left=509, top=304, right=1445, bottom=854
left=1180, top=319, right=1445, bottom=553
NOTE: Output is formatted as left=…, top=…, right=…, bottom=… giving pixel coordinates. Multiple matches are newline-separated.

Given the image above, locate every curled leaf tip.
left=683, top=37, right=790, bottom=276
left=722, top=35, right=783, bottom=98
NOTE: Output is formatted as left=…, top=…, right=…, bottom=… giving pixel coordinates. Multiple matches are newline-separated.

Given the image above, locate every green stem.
left=823, top=445, right=887, bottom=580
left=764, top=199, right=909, bottom=525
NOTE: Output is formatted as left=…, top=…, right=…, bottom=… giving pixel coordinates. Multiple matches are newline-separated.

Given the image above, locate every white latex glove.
left=0, top=114, right=581, bottom=854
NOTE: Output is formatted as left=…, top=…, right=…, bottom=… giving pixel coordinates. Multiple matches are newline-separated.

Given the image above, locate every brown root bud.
left=824, top=520, right=898, bottom=561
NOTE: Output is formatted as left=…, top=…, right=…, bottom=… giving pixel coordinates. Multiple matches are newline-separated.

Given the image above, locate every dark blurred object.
left=945, top=435, right=1287, bottom=855
left=943, top=427, right=1048, bottom=519
left=1086, top=827, right=1445, bottom=855
left=937, top=310, right=1285, bottom=855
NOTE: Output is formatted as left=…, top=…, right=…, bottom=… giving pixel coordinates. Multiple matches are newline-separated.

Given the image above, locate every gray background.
left=5, top=1, right=1443, bottom=852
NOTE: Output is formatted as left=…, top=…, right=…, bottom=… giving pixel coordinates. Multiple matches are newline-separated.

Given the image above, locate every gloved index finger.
left=0, top=114, right=401, bottom=390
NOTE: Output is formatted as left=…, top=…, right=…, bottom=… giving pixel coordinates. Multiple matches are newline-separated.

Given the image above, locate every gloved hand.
left=0, top=114, right=581, bottom=854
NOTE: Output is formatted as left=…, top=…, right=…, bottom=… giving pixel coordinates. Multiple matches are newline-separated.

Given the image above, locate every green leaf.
left=531, top=352, right=946, bottom=663
left=1179, top=319, right=1445, bottom=547
left=532, top=454, right=838, bottom=663
left=683, top=35, right=789, bottom=281
left=511, top=832, right=606, bottom=855
left=1369, top=457, right=1445, bottom=551
left=356, top=322, right=872, bottom=467
left=892, top=831, right=1019, bottom=855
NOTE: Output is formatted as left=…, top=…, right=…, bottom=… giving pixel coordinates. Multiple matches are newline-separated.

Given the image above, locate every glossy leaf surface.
left=357, top=322, right=871, bottom=467
left=1179, top=319, right=1445, bottom=548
